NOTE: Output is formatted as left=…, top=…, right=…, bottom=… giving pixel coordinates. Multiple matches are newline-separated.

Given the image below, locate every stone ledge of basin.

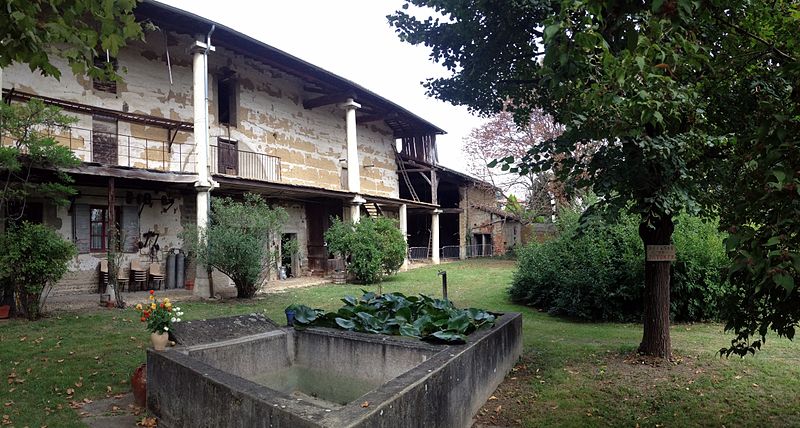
left=147, top=347, right=331, bottom=425
left=168, top=312, right=280, bottom=346
left=180, top=329, right=288, bottom=353
left=317, top=312, right=523, bottom=428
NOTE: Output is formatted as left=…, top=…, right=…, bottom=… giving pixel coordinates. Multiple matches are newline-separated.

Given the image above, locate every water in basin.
left=250, top=365, right=381, bottom=406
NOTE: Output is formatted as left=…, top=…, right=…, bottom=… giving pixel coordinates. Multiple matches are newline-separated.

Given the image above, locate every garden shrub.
left=509, top=209, right=728, bottom=322
left=182, top=194, right=288, bottom=298
left=0, top=222, right=76, bottom=319
left=324, top=216, right=408, bottom=284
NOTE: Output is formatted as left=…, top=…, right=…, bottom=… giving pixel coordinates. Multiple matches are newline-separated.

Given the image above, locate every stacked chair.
left=99, top=259, right=130, bottom=292
left=149, top=263, right=165, bottom=290
left=130, top=260, right=148, bottom=291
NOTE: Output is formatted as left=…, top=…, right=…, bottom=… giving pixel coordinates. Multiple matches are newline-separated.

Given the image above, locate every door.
left=92, top=115, right=118, bottom=165
left=305, top=200, right=343, bottom=275
left=217, top=139, right=238, bottom=175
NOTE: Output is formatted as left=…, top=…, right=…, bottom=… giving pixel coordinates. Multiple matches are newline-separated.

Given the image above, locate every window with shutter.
left=122, top=205, right=139, bottom=252
left=73, top=204, right=91, bottom=254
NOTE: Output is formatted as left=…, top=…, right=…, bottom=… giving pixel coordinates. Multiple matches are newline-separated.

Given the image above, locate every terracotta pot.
left=131, top=364, right=147, bottom=407
left=150, top=332, right=169, bottom=351
left=0, top=305, right=10, bottom=319
left=185, top=279, right=194, bottom=291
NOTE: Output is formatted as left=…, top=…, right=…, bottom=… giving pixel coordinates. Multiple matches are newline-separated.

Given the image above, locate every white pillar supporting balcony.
left=399, top=203, right=409, bottom=270
left=340, top=98, right=361, bottom=194
left=432, top=209, right=442, bottom=265
left=350, top=195, right=366, bottom=224
left=190, top=39, right=216, bottom=297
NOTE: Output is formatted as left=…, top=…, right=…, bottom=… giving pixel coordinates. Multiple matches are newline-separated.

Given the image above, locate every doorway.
left=280, top=233, right=299, bottom=278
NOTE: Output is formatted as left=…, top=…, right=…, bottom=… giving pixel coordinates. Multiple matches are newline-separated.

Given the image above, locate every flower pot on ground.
left=134, top=290, right=184, bottom=351
left=131, top=364, right=147, bottom=407
left=184, top=279, right=194, bottom=291
left=0, top=305, right=10, bottom=319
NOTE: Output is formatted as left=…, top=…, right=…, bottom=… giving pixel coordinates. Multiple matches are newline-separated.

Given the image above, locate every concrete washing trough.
left=147, top=312, right=522, bottom=427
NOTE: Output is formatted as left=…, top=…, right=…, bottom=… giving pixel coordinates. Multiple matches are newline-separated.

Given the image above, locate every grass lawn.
left=2, top=258, right=799, bottom=427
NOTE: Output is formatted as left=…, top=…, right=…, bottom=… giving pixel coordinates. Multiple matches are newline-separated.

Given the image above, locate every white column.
left=432, top=209, right=441, bottom=265
left=340, top=98, right=361, bottom=193
left=350, top=195, right=365, bottom=223
left=190, top=40, right=215, bottom=297
left=399, top=204, right=409, bottom=270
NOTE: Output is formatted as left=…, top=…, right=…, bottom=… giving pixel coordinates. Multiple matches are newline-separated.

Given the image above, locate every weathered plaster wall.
left=205, top=44, right=399, bottom=198
left=49, top=185, right=188, bottom=295
left=2, top=29, right=400, bottom=198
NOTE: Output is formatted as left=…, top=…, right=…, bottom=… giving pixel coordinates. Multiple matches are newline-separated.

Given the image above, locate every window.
left=92, top=56, right=119, bottom=94
left=217, top=76, right=237, bottom=126
left=89, top=206, right=122, bottom=252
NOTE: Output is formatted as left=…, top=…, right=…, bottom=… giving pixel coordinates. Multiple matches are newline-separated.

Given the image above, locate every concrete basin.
left=147, top=312, right=522, bottom=427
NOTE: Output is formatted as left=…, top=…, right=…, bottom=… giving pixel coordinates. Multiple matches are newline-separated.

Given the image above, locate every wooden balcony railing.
left=210, top=145, right=281, bottom=183
left=0, top=126, right=196, bottom=173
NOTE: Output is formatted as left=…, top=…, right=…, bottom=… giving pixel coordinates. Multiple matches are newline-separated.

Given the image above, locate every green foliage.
left=0, top=222, right=76, bottom=319
left=287, top=290, right=496, bottom=343
left=391, top=0, right=800, bottom=355
left=510, top=209, right=728, bottom=322
left=324, top=216, right=408, bottom=284
left=0, top=100, right=81, bottom=219
left=0, top=0, right=144, bottom=80
left=182, top=194, right=288, bottom=298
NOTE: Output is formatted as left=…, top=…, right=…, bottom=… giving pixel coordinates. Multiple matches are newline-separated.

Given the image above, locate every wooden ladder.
left=396, top=150, right=420, bottom=202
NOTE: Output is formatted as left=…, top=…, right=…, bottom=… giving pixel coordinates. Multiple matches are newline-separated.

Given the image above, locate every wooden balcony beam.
left=303, top=92, right=356, bottom=110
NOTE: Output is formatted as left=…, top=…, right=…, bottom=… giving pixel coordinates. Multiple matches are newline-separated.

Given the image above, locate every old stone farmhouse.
left=0, top=1, right=521, bottom=296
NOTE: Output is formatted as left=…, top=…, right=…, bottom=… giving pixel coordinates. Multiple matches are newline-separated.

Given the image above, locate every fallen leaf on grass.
left=361, top=401, right=370, bottom=408
left=66, top=388, right=75, bottom=396
left=488, top=395, right=497, bottom=401
left=137, top=416, right=158, bottom=427
left=495, top=405, right=502, bottom=413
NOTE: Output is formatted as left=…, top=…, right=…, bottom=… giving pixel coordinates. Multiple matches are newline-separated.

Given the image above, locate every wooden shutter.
left=72, top=204, right=91, bottom=253
left=217, top=139, right=238, bottom=175
left=92, top=115, right=118, bottom=165
left=121, top=205, right=139, bottom=252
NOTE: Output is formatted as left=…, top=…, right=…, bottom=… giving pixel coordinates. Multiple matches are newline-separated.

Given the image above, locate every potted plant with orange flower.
left=134, top=290, right=184, bottom=351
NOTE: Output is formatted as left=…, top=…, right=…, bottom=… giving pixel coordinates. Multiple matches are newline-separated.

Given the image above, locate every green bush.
left=324, top=216, right=408, bottom=284
left=0, top=222, right=76, bottom=319
left=509, top=210, right=728, bottom=322
left=182, top=194, right=288, bottom=298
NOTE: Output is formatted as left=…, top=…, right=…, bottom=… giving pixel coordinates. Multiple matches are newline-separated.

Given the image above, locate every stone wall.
left=2, top=29, right=399, bottom=198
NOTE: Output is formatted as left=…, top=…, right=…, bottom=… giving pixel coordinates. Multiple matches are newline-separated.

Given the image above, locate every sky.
left=164, top=0, right=485, bottom=174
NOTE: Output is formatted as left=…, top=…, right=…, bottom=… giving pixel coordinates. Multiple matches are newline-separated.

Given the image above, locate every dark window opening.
left=92, top=56, right=119, bottom=93
left=4, top=202, right=44, bottom=228
left=217, top=76, right=237, bottom=126
left=89, top=205, right=122, bottom=252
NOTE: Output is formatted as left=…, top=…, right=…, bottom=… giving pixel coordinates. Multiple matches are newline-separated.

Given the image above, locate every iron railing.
left=440, top=245, right=461, bottom=259
left=408, top=247, right=430, bottom=261
left=466, top=244, right=494, bottom=258
left=210, top=145, right=281, bottom=182
left=2, top=126, right=197, bottom=173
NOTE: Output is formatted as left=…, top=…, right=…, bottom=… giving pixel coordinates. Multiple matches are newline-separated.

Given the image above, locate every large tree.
left=463, top=110, right=568, bottom=219
left=1, top=0, right=144, bottom=80
left=390, top=0, right=800, bottom=357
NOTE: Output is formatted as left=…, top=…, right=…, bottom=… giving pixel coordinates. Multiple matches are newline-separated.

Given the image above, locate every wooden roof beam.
left=303, top=92, right=356, bottom=110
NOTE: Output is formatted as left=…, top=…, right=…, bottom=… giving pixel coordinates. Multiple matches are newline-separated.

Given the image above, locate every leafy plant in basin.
left=286, top=291, right=497, bottom=343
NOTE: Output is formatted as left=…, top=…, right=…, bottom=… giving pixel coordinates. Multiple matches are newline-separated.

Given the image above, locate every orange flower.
left=140, top=317, right=146, bottom=322
left=150, top=290, right=154, bottom=295
left=160, top=303, right=165, bottom=308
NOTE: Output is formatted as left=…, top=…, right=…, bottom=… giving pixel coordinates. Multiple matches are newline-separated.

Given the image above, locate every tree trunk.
left=638, top=215, right=674, bottom=358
